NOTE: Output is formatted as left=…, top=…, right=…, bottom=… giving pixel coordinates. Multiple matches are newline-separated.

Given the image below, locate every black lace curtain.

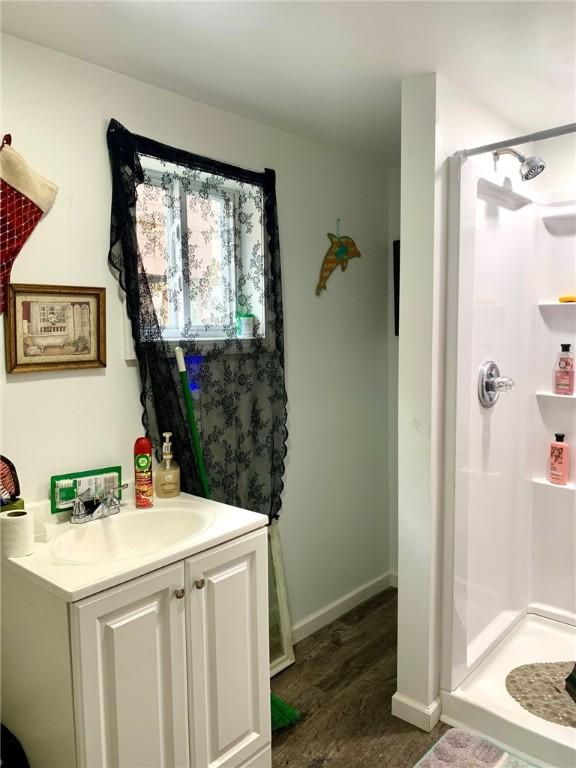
left=107, top=119, right=287, bottom=520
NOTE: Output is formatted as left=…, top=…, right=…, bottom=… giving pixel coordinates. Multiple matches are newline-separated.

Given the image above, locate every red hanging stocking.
left=0, top=135, right=58, bottom=313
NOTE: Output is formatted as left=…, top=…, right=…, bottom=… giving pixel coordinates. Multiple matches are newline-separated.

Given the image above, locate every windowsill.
left=122, top=301, right=272, bottom=361
left=161, top=335, right=262, bottom=343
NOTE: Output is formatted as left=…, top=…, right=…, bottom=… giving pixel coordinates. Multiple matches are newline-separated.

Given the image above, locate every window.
left=38, top=303, right=67, bottom=334
left=135, top=157, right=266, bottom=342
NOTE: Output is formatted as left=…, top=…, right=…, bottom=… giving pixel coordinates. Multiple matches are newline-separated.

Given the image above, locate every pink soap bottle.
left=554, top=343, right=574, bottom=395
left=548, top=433, right=570, bottom=485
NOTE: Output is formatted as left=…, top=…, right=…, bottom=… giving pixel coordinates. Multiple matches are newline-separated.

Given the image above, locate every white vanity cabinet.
left=70, top=562, right=191, bottom=767
left=2, top=526, right=271, bottom=768
left=184, top=534, right=271, bottom=768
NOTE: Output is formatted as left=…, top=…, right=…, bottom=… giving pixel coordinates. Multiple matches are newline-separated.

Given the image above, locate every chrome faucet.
left=71, top=484, right=128, bottom=525
left=478, top=361, right=515, bottom=409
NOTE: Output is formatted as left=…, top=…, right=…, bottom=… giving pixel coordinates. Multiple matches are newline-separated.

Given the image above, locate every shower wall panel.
left=448, top=156, right=534, bottom=688
left=529, top=198, right=576, bottom=622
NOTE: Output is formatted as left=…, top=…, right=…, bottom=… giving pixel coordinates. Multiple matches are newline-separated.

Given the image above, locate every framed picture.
left=268, top=521, right=295, bottom=677
left=4, top=284, right=106, bottom=373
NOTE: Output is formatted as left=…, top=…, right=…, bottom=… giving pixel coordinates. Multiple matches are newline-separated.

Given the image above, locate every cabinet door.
left=70, top=563, right=190, bottom=768
left=186, top=529, right=270, bottom=768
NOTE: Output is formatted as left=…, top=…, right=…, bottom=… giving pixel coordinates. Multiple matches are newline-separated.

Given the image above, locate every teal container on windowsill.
left=236, top=313, right=255, bottom=339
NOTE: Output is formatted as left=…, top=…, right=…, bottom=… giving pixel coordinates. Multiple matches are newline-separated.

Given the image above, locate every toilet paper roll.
left=0, top=508, right=34, bottom=558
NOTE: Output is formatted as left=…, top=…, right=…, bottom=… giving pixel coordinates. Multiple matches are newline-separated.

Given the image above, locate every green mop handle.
left=175, top=347, right=210, bottom=499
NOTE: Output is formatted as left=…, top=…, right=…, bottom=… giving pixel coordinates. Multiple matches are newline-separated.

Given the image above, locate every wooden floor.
left=271, top=589, right=448, bottom=768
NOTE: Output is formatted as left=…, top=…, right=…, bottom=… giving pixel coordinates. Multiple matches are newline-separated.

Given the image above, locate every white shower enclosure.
left=441, top=129, right=576, bottom=766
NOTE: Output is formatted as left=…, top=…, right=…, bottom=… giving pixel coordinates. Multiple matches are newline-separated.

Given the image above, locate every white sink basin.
left=51, top=505, right=214, bottom=564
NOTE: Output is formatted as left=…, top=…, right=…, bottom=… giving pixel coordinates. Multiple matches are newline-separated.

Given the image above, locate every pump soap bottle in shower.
left=554, top=343, right=574, bottom=395
left=548, top=433, right=570, bottom=486
left=156, top=432, right=181, bottom=498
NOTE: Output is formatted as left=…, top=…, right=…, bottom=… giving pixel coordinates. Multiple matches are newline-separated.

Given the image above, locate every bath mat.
left=506, top=660, right=576, bottom=728
left=414, top=728, right=539, bottom=767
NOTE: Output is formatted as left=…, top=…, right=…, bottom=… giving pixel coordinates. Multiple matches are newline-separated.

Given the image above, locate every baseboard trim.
left=291, top=571, right=397, bottom=644
left=391, top=692, right=441, bottom=732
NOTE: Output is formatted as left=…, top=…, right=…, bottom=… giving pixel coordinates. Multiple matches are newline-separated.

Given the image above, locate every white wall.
left=0, top=35, right=391, bottom=627
left=387, top=167, right=400, bottom=573
left=531, top=134, right=576, bottom=198
left=393, top=73, right=522, bottom=730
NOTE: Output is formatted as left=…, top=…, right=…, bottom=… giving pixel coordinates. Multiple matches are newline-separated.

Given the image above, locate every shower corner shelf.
left=536, top=391, right=576, bottom=401
left=542, top=212, right=576, bottom=236
left=531, top=477, right=576, bottom=492
left=538, top=301, right=576, bottom=308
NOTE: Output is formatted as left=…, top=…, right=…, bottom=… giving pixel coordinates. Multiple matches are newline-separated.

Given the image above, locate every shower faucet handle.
left=478, top=361, right=515, bottom=408
left=491, top=376, right=515, bottom=393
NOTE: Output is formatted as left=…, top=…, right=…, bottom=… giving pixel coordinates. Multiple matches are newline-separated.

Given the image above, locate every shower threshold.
left=441, top=614, right=576, bottom=767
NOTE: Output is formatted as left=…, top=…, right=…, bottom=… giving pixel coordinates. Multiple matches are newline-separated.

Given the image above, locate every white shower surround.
left=442, top=141, right=576, bottom=764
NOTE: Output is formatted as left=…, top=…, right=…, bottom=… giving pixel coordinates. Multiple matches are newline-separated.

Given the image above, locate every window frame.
left=139, top=166, right=262, bottom=343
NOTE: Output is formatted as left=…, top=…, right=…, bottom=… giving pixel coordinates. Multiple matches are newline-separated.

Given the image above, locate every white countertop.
left=3, top=493, right=267, bottom=602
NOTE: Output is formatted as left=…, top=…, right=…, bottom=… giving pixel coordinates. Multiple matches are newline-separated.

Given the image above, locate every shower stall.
left=441, top=124, right=576, bottom=766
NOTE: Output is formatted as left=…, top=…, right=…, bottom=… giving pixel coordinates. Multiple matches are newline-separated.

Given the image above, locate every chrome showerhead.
left=492, top=147, right=546, bottom=181
left=520, top=155, right=546, bottom=180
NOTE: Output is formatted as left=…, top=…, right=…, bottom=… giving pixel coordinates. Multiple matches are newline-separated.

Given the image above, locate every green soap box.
left=50, top=466, right=122, bottom=515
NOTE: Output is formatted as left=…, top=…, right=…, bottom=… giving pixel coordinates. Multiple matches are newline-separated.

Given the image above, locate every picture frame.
left=393, top=239, right=400, bottom=337
left=4, top=284, right=106, bottom=373
left=268, top=521, right=296, bottom=677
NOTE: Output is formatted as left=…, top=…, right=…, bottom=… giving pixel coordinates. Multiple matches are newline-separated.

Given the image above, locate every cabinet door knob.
left=174, top=588, right=185, bottom=599
left=194, top=577, right=206, bottom=590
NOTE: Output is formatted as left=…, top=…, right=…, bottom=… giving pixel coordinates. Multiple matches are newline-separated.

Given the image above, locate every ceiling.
left=2, top=2, right=575, bottom=165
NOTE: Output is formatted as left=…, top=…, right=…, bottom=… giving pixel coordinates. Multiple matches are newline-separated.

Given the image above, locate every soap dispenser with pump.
left=156, top=432, right=181, bottom=498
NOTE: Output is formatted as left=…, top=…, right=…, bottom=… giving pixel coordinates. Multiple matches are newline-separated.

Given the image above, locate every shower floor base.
left=441, top=614, right=576, bottom=767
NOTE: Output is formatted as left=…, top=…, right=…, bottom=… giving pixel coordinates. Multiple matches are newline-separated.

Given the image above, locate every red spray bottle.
left=134, top=436, right=153, bottom=508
